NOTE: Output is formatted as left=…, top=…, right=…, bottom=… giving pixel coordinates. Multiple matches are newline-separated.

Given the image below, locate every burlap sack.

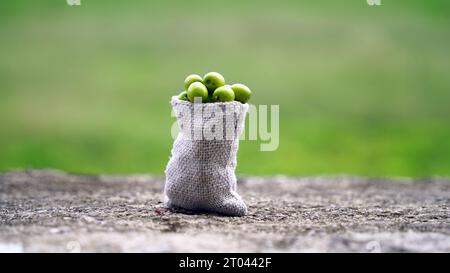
left=164, top=96, right=248, bottom=216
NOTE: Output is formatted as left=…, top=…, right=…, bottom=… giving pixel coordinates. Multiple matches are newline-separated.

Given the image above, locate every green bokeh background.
left=1, top=0, right=449, bottom=176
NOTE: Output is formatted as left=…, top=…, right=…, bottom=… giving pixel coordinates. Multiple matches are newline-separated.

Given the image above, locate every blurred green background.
left=1, top=0, right=449, bottom=177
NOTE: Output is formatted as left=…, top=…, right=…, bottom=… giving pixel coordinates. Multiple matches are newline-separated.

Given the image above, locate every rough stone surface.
left=0, top=170, right=449, bottom=252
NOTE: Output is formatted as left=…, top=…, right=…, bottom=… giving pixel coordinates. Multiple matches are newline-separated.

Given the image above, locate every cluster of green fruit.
left=178, top=72, right=252, bottom=103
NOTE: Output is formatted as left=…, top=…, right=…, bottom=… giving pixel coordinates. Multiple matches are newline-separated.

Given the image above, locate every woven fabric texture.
left=164, top=96, right=248, bottom=216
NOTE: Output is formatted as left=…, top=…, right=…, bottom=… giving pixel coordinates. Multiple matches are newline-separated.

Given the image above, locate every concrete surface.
left=0, top=170, right=449, bottom=252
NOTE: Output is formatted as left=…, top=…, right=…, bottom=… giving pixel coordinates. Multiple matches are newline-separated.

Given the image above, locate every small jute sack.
left=164, top=96, right=248, bottom=216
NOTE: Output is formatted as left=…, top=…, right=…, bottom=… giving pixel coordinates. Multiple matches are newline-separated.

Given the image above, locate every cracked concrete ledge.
left=0, top=170, right=449, bottom=252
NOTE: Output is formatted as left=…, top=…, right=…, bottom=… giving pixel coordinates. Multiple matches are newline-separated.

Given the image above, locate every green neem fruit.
left=184, top=74, right=203, bottom=90
left=213, top=85, right=235, bottom=102
left=203, top=72, right=225, bottom=93
left=231, top=83, right=252, bottom=103
left=187, top=82, right=208, bottom=102
left=178, top=91, right=188, bottom=101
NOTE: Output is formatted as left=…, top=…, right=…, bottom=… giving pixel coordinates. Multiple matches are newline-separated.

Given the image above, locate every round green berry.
left=178, top=91, right=188, bottom=101
left=231, top=83, right=252, bottom=103
left=187, top=82, right=208, bottom=102
left=203, top=72, right=225, bottom=94
left=213, top=85, right=235, bottom=102
left=184, top=74, right=203, bottom=90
